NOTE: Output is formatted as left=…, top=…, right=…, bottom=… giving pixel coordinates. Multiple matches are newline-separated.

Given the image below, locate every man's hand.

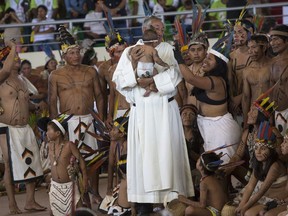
left=137, top=77, right=153, bottom=89
left=130, top=46, right=144, bottom=63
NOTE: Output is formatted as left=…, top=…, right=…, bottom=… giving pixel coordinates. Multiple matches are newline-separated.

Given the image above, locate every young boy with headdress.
left=129, top=29, right=170, bottom=97
left=179, top=151, right=228, bottom=216
left=41, top=114, right=88, bottom=216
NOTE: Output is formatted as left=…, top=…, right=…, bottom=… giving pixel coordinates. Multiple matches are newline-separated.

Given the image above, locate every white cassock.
left=112, top=40, right=194, bottom=203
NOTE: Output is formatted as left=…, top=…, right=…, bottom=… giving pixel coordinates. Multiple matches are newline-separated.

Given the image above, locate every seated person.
left=179, top=151, right=228, bottom=216
left=84, top=0, right=106, bottom=40
left=235, top=121, right=287, bottom=216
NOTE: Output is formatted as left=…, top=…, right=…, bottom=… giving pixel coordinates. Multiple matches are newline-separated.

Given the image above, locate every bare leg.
left=24, top=181, right=47, bottom=211
left=106, top=140, right=118, bottom=195
left=0, top=134, right=22, bottom=214
left=91, top=170, right=102, bottom=204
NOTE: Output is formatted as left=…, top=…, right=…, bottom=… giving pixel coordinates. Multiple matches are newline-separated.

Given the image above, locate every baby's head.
left=143, top=29, right=159, bottom=47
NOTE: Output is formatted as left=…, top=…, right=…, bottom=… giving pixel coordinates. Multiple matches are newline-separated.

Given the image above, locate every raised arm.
left=0, top=40, right=16, bottom=84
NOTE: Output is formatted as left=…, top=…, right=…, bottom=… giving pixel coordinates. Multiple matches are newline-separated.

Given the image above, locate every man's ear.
left=56, top=130, right=61, bottom=136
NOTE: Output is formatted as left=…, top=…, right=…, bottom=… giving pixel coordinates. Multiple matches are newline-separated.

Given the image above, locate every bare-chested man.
left=184, top=33, right=209, bottom=105
left=242, top=34, right=271, bottom=126
left=49, top=26, right=104, bottom=204
left=0, top=40, right=45, bottom=214
left=269, top=25, right=288, bottom=136
left=228, top=19, right=254, bottom=124
left=98, top=34, right=128, bottom=129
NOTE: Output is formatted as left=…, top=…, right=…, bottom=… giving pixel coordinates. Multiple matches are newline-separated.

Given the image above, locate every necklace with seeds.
left=53, top=142, right=64, bottom=166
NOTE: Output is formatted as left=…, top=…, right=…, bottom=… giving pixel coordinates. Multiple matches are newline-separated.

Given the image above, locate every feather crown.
left=255, top=121, right=276, bottom=148
left=103, top=9, right=126, bottom=51
left=188, top=2, right=209, bottom=49
left=210, top=25, right=233, bottom=63
left=253, top=84, right=277, bottom=118
left=58, top=25, right=79, bottom=54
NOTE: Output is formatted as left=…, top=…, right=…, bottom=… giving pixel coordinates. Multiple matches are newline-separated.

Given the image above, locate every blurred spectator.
left=177, top=0, right=193, bottom=33
left=5, top=0, right=31, bottom=49
left=129, top=0, right=145, bottom=43
left=84, top=0, right=106, bottom=40
left=5, top=0, right=26, bottom=22
left=32, top=5, right=58, bottom=51
left=226, top=0, right=247, bottom=23
left=209, top=0, right=227, bottom=36
left=149, top=0, right=179, bottom=9
left=99, top=0, right=130, bottom=43
left=29, top=0, right=59, bottom=20
left=85, top=0, right=96, bottom=12
left=0, top=8, right=23, bottom=52
left=65, top=0, right=87, bottom=19
left=153, top=0, right=165, bottom=14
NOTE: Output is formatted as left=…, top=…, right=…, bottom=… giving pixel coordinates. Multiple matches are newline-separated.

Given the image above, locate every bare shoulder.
left=98, top=60, right=112, bottom=75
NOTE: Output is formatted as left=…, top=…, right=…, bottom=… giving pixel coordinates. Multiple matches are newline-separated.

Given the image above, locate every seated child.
left=43, top=115, right=88, bottom=216
left=179, top=151, right=228, bottom=216
left=129, top=29, right=170, bottom=97
left=235, top=121, right=287, bottom=216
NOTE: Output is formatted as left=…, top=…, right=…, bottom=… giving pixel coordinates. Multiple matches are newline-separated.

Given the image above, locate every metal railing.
left=0, top=2, right=288, bottom=50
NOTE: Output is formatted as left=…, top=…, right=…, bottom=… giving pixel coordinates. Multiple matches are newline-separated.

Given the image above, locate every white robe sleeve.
left=153, top=42, right=182, bottom=95
left=112, top=46, right=137, bottom=103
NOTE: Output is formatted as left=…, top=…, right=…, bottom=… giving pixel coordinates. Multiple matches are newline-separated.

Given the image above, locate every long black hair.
left=192, top=55, right=229, bottom=100
left=251, top=147, right=278, bottom=181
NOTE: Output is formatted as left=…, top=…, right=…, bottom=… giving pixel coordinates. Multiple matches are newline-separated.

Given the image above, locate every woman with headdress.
left=225, top=94, right=281, bottom=183
left=174, top=34, right=241, bottom=163
left=235, top=121, right=287, bottom=216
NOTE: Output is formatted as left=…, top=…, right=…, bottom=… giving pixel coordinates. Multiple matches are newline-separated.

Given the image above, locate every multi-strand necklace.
left=53, top=142, right=64, bottom=166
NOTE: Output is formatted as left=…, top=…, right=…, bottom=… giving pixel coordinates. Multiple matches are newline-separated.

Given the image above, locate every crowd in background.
left=0, top=0, right=286, bottom=53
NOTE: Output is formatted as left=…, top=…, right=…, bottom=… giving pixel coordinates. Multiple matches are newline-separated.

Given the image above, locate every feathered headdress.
left=253, top=15, right=265, bottom=33
left=174, top=18, right=189, bottom=52
left=255, top=121, right=276, bottom=148
left=103, top=9, right=126, bottom=52
left=209, top=22, right=233, bottom=63
left=188, top=2, right=209, bottom=49
left=200, top=143, right=245, bottom=172
left=235, top=4, right=255, bottom=35
left=58, top=25, right=79, bottom=54
left=253, top=83, right=278, bottom=118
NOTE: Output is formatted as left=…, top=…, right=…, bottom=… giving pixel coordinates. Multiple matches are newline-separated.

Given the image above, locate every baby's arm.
left=70, top=142, right=88, bottom=192
left=152, top=49, right=169, bottom=69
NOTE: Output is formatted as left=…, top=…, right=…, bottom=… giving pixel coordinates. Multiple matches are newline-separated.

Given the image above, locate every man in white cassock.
left=112, top=16, right=194, bottom=214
